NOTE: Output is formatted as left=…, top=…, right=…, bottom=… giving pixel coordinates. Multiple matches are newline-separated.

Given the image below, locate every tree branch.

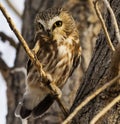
left=110, top=43, right=120, bottom=78
left=93, top=0, right=115, bottom=52
left=102, top=0, right=120, bottom=43
left=0, top=3, right=45, bottom=79
left=62, top=74, right=120, bottom=124
left=0, top=3, right=68, bottom=117
left=0, top=31, right=18, bottom=49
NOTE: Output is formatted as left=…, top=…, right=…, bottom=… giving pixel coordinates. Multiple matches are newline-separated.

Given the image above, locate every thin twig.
left=102, top=0, right=120, bottom=43
left=6, top=0, right=22, bottom=18
left=0, top=3, right=46, bottom=78
left=93, top=0, right=115, bottom=52
left=0, top=3, right=68, bottom=117
left=90, top=94, right=120, bottom=124
left=62, top=74, right=120, bottom=124
left=0, top=31, right=18, bottom=49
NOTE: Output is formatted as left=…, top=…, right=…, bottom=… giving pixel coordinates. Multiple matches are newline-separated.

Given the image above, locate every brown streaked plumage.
left=15, top=7, right=81, bottom=119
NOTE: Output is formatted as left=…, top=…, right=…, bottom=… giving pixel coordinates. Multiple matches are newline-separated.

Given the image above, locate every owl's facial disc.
left=37, top=16, right=63, bottom=38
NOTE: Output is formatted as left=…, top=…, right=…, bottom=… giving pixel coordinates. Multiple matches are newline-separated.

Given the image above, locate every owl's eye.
left=55, top=21, right=62, bottom=27
left=52, top=21, right=62, bottom=30
left=38, top=22, right=44, bottom=30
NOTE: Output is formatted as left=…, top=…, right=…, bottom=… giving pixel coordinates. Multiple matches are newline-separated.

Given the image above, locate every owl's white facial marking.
left=37, top=16, right=62, bottom=31
left=48, top=16, right=62, bottom=29
left=37, top=19, right=46, bottom=29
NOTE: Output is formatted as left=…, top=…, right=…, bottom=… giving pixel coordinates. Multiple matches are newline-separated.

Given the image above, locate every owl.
left=15, top=7, right=81, bottom=120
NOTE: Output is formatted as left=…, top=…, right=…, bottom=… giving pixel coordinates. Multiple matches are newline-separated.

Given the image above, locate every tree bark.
left=71, top=0, right=120, bottom=124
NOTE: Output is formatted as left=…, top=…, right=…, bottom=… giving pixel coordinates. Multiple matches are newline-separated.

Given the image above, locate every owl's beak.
left=46, top=29, right=52, bottom=37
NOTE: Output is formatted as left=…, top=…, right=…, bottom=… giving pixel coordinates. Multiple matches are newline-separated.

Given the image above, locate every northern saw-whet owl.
left=15, top=7, right=81, bottom=119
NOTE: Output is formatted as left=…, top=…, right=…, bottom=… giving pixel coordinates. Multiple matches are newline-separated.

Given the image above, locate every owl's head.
left=34, top=7, right=77, bottom=40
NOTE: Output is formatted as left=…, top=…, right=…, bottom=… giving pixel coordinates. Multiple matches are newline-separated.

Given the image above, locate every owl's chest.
left=39, top=42, right=72, bottom=63
left=38, top=41, right=73, bottom=73
left=41, top=43, right=73, bottom=86
left=27, top=40, right=75, bottom=87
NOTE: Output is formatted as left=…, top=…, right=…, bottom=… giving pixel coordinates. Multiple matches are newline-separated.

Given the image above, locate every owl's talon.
left=49, top=82, right=62, bottom=98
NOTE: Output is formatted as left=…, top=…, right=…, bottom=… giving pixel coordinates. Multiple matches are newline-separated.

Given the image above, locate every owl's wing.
left=26, top=59, right=32, bottom=73
left=69, top=46, right=81, bottom=77
left=26, top=39, right=41, bottom=73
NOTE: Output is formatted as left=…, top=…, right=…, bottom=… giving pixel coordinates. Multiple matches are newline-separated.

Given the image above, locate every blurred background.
left=0, top=0, right=24, bottom=123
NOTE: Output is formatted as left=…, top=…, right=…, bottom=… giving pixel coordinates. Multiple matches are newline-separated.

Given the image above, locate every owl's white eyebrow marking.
left=37, top=19, right=46, bottom=28
left=48, top=16, right=61, bottom=29
left=37, top=16, right=62, bottom=30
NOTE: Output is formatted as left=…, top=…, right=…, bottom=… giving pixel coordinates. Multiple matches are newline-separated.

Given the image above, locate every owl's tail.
left=15, top=94, right=55, bottom=119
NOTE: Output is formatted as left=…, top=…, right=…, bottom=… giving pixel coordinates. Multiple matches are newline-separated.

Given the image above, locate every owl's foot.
left=49, top=82, right=62, bottom=98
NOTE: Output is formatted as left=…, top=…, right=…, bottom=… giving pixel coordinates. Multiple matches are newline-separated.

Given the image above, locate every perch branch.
left=90, top=94, right=120, bottom=124
left=0, top=3, right=68, bottom=117
left=62, top=74, right=120, bottom=124
left=93, top=0, right=115, bottom=52
left=102, top=0, right=120, bottom=43
left=0, top=31, right=18, bottom=49
left=5, top=0, right=22, bottom=18
left=0, top=2, right=46, bottom=79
